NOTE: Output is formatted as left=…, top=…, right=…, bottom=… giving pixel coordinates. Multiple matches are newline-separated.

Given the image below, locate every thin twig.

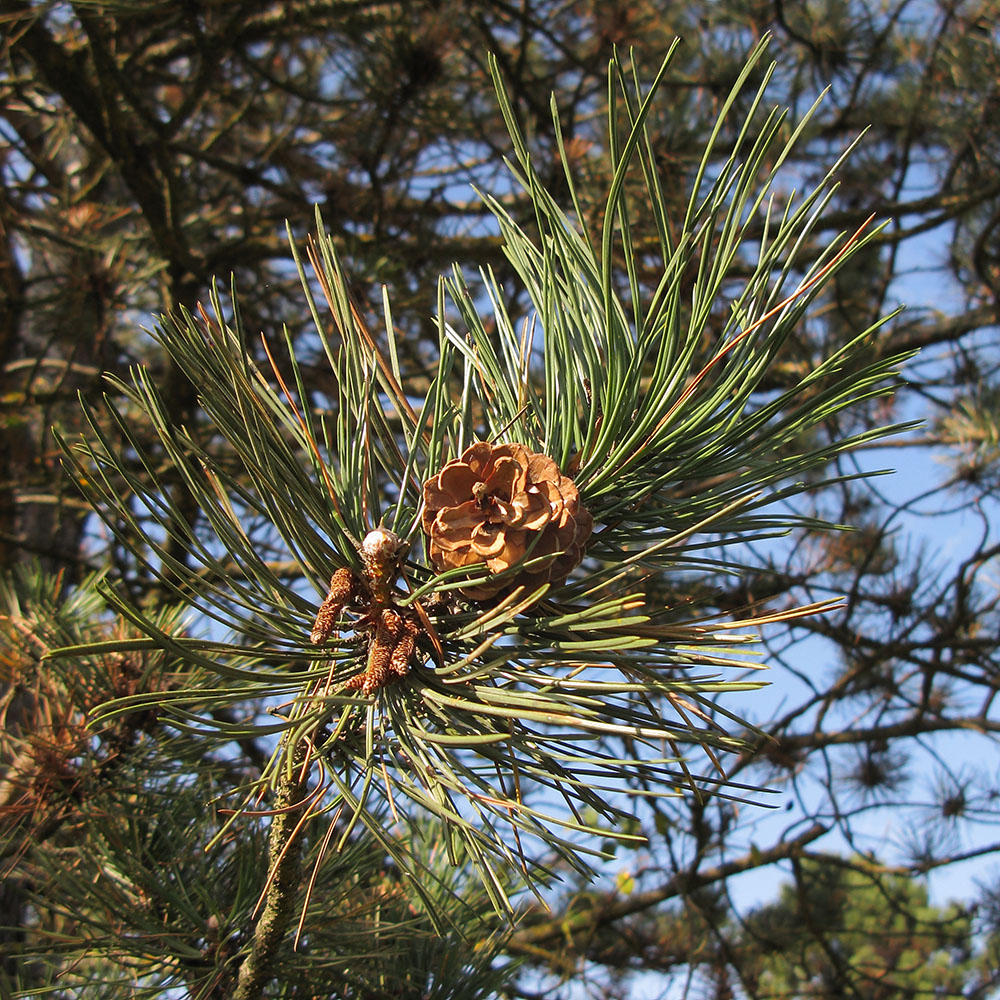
left=232, top=737, right=310, bottom=1000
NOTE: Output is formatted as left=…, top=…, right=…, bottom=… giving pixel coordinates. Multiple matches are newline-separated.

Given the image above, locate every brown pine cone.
left=421, top=442, right=593, bottom=600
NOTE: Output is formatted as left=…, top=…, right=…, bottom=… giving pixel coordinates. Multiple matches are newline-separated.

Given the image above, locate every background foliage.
left=2, top=2, right=1000, bottom=998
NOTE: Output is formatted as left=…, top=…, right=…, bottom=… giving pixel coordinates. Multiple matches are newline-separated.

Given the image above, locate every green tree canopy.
left=736, top=856, right=996, bottom=999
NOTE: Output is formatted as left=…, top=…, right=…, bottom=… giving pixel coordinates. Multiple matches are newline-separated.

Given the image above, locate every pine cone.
left=421, top=442, right=593, bottom=599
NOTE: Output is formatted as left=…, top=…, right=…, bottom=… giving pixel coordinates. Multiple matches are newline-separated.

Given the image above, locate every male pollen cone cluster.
left=421, top=441, right=593, bottom=600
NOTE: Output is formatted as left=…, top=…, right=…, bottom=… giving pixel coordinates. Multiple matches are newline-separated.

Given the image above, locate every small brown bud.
left=390, top=614, right=421, bottom=679
left=310, top=567, right=358, bottom=644
left=344, top=607, right=420, bottom=696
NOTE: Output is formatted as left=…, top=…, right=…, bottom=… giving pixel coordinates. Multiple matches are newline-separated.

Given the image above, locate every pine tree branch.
left=888, top=304, right=1000, bottom=356
left=10, top=2, right=187, bottom=272
left=233, top=743, right=310, bottom=1000
left=506, top=822, right=829, bottom=957
left=771, top=713, right=1000, bottom=753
